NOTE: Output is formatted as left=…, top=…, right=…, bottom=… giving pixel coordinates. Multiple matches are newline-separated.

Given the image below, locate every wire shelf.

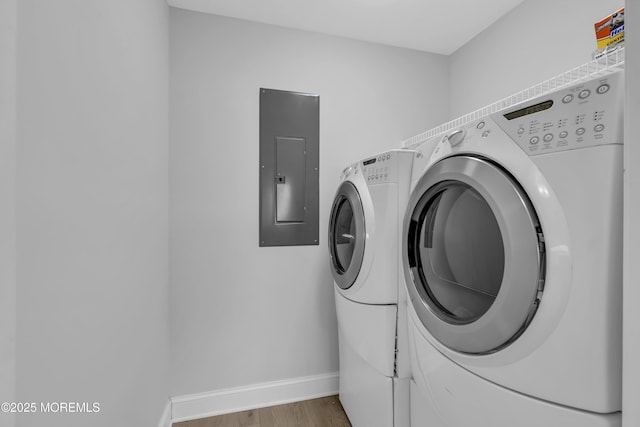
left=401, top=46, right=625, bottom=149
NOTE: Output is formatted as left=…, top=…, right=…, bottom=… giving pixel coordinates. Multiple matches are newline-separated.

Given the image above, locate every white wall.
left=623, top=2, right=639, bottom=426
left=0, top=0, right=17, bottom=426
left=449, top=0, right=624, bottom=118
left=16, top=1, right=170, bottom=426
left=169, top=8, right=449, bottom=396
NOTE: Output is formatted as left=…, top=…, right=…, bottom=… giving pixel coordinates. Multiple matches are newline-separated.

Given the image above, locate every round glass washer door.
left=329, top=180, right=366, bottom=290
left=403, top=155, right=545, bottom=354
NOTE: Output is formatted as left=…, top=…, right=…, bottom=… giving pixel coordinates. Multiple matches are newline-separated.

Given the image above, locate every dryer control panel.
left=491, top=69, right=624, bottom=156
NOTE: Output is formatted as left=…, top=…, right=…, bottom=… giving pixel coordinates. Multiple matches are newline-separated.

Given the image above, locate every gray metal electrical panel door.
left=259, top=88, right=319, bottom=246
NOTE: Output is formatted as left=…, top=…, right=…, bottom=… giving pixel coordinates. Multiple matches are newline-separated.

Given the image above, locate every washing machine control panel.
left=360, top=150, right=408, bottom=184
left=490, top=69, right=624, bottom=156
left=362, top=152, right=392, bottom=184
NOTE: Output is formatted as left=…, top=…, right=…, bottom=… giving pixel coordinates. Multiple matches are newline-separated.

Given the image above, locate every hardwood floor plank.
left=302, top=396, right=351, bottom=427
left=258, top=400, right=308, bottom=426
left=172, top=395, right=351, bottom=427
left=173, top=409, right=260, bottom=427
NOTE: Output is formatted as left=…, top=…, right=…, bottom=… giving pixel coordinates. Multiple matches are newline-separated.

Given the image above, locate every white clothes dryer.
left=328, top=149, right=415, bottom=427
left=402, top=68, right=624, bottom=426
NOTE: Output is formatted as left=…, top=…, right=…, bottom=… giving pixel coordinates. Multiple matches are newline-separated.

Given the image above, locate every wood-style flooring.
left=172, top=396, right=352, bottom=427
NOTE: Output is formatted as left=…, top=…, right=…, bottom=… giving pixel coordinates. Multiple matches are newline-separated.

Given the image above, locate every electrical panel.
left=259, top=89, right=319, bottom=246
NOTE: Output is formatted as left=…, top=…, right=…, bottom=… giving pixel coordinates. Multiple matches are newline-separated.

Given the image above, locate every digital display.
left=363, top=158, right=377, bottom=166
left=504, top=100, right=554, bottom=120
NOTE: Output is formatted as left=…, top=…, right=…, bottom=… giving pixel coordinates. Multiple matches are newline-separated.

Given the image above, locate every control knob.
left=447, top=129, right=466, bottom=147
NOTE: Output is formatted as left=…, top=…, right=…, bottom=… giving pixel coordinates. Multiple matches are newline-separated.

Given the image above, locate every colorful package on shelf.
left=593, top=8, right=624, bottom=58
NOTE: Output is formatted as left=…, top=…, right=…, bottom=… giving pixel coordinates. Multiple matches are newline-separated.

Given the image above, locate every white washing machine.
left=328, top=149, right=414, bottom=427
left=402, top=68, right=624, bottom=426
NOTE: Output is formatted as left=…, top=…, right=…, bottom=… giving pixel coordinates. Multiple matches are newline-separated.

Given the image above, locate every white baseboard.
left=170, top=372, right=339, bottom=423
left=158, top=399, right=172, bottom=427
